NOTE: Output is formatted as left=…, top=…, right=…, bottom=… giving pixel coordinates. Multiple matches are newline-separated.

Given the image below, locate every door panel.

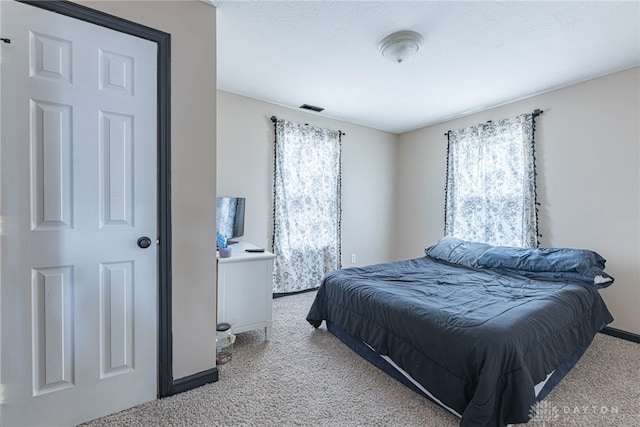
left=1, top=1, right=158, bottom=425
left=99, top=111, right=134, bottom=227
left=32, top=266, right=74, bottom=396
left=30, top=99, right=73, bottom=230
left=100, top=261, right=135, bottom=378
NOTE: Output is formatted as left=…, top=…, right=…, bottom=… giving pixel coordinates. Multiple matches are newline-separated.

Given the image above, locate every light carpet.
left=84, top=290, right=640, bottom=426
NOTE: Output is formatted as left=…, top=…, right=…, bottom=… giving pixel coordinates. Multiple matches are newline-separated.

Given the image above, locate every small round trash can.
left=216, top=322, right=235, bottom=365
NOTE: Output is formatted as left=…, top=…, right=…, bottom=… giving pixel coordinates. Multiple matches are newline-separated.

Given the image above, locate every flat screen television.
left=216, top=197, right=245, bottom=244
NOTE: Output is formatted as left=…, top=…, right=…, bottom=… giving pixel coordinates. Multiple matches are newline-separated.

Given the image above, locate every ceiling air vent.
left=300, top=104, right=324, bottom=113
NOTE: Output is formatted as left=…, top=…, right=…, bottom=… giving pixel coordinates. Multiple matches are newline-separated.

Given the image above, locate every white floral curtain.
left=444, top=113, right=539, bottom=247
left=272, top=118, right=342, bottom=294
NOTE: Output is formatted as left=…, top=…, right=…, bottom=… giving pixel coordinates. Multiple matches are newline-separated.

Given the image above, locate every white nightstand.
left=216, top=241, right=275, bottom=340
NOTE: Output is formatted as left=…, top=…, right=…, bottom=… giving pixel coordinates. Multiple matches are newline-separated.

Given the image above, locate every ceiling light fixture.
left=378, top=30, right=424, bottom=64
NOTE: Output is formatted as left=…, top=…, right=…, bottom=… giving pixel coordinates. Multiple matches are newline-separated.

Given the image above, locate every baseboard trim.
left=169, top=368, right=219, bottom=396
left=600, top=327, right=640, bottom=343
left=273, top=287, right=319, bottom=299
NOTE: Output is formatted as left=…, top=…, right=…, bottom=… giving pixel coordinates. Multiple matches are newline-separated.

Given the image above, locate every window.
left=444, top=113, right=539, bottom=247
left=272, top=118, right=342, bottom=294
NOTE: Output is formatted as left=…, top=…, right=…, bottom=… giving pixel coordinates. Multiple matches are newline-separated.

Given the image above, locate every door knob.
left=137, top=236, right=152, bottom=249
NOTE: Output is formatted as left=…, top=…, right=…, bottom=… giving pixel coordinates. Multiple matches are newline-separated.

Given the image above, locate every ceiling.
left=214, top=1, right=640, bottom=134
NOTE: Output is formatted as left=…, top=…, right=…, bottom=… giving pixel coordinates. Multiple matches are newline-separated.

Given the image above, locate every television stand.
left=216, top=242, right=275, bottom=340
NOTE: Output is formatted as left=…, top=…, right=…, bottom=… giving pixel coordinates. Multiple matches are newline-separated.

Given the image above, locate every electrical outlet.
left=351, top=253, right=357, bottom=263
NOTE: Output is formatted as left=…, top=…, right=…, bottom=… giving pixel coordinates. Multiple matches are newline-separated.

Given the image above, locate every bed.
left=306, top=236, right=614, bottom=427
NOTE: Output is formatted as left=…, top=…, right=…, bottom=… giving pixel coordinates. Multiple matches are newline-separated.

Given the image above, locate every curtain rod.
left=271, top=115, right=345, bottom=136
left=443, top=109, right=543, bottom=136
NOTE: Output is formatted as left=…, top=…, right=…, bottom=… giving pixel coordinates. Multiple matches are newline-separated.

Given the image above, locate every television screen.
left=216, top=197, right=245, bottom=241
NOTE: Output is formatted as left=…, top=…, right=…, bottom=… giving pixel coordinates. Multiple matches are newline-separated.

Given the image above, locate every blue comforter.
left=306, top=254, right=613, bottom=426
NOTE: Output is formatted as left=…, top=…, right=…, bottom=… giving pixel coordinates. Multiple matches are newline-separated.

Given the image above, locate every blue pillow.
left=424, top=236, right=492, bottom=268
left=477, top=247, right=604, bottom=273
left=538, top=269, right=614, bottom=288
left=477, top=246, right=613, bottom=288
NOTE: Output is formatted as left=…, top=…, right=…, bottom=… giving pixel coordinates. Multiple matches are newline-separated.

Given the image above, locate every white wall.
left=79, top=0, right=218, bottom=379
left=396, top=67, right=640, bottom=334
left=217, top=91, right=397, bottom=268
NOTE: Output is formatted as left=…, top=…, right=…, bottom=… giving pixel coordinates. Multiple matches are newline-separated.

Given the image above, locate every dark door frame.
left=18, top=0, right=217, bottom=398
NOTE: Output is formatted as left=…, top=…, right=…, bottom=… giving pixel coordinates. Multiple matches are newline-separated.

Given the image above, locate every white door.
left=0, top=2, right=158, bottom=425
